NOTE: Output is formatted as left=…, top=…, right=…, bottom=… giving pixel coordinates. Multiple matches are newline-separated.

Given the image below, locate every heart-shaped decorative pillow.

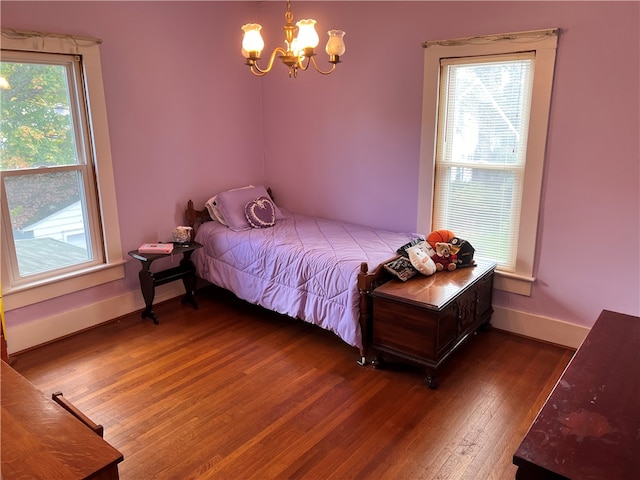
left=244, top=196, right=276, bottom=228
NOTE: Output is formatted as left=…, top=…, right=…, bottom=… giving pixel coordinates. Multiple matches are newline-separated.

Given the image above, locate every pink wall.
left=260, top=1, right=640, bottom=326
left=2, top=1, right=266, bottom=327
left=2, top=2, right=638, bottom=337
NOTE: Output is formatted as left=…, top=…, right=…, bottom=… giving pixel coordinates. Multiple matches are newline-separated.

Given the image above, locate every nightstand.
left=128, top=242, right=203, bottom=324
left=371, top=259, right=496, bottom=388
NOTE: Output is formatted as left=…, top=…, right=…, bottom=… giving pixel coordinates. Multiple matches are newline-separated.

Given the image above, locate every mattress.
left=193, top=213, right=417, bottom=349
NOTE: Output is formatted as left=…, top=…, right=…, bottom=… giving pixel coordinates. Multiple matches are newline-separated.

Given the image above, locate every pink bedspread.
left=193, top=213, right=417, bottom=349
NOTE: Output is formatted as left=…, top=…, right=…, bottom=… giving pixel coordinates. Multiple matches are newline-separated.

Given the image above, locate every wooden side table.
left=371, top=259, right=496, bottom=388
left=128, top=242, right=202, bottom=324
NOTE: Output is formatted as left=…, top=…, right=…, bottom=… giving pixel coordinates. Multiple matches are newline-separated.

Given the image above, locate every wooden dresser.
left=371, top=259, right=495, bottom=388
left=1, top=361, right=124, bottom=479
left=513, top=309, right=640, bottom=479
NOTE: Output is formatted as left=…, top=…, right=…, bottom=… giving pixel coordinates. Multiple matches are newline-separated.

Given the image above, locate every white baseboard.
left=491, top=305, right=589, bottom=349
left=7, top=290, right=589, bottom=355
left=6, top=283, right=185, bottom=355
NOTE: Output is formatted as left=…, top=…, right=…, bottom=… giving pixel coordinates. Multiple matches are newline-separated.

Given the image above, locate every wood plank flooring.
left=9, top=286, right=573, bottom=480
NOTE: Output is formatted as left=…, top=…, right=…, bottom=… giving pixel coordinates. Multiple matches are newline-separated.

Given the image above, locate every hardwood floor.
left=9, top=286, right=573, bottom=480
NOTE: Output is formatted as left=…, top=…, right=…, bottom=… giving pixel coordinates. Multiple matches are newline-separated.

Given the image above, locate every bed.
left=185, top=186, right=418, bottom=364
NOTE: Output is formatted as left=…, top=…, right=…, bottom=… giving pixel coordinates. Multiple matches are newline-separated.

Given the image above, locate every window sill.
left=3, top=261, right=126, bottom=311
left=494, top=269, right=535, bottom=296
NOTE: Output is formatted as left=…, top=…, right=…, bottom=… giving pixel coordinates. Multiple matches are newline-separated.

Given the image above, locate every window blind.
left=433, top=53, right=535, bottom=271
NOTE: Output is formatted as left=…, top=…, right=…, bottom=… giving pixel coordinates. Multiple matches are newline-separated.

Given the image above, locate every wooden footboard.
left=357, top=258, right=396, bottom=365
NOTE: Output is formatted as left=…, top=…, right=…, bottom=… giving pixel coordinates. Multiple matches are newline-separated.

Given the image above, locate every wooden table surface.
left=373, top=258, right=496, bottom=310
left=1, top=361, right=123, bottom=479
left=513, top=309, right=640, bottom=479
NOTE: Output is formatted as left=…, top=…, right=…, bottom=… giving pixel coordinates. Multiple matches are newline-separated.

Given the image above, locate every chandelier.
left=241, top=0, right=346, bottom=78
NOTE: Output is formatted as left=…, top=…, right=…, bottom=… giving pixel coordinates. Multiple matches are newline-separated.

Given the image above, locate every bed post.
left=357, top=257, right=396, bottom=366
left=186, top=200, right=197, bottom=241
left=357, top=262, right=371, bottom=366
left=185, top=200, right=212, bottom=242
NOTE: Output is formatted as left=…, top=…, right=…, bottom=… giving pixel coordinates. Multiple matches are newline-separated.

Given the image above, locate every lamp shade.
left=241, top=24, right=265, bottom=56
left=326, top=30, right=346, bottom=56
left=295, top=19, right=319, bottom=49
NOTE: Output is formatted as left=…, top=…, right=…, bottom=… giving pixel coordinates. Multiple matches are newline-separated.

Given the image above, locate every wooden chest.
left=371, top=259, right=496, bottom=388
left=513, top=310, right=640, bottom=479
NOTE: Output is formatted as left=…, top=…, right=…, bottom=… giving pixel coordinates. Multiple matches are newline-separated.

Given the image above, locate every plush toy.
left=426, top=229, right=456, bottom=250
left=407, top=242, right=437, bottom=276
left=449, top=236, right=476, bottom=267
left=432, top=242, right=457, bottom=271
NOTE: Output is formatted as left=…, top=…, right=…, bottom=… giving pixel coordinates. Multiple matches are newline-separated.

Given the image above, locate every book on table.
left=138, top=243, right=173, bottom=254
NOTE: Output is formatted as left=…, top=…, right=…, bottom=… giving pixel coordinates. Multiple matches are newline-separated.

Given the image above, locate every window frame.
left=417, top=29, right=558, bottom=295
left=1, top=29, right=124, bottom=310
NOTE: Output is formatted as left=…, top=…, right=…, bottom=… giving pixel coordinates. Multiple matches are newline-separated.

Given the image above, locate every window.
left=1, top=30, right=124, bottom=310
left=417, top=29, right=558, bottom=295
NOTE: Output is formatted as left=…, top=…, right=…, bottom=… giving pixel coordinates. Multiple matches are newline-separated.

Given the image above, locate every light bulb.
left=241, top=24, right=264, bottom=56
left=326, top=30, right=346, bottom=56
left=296, top=19, right=319, bottom=50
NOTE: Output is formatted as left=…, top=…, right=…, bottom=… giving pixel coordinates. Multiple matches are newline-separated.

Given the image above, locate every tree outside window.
left=1, top=30, right=123, bottom=311
left=418, top=30, right=558, bottom=295
left=1, top=57, right=98, bottom=278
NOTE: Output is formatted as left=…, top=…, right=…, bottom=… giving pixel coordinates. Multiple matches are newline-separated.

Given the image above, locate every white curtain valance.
left=1, top=28, right=102, bottom=55
left=423, top=28, right=558, bottom=49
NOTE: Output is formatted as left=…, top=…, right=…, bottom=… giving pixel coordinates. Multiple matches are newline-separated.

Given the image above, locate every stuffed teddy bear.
left=426, top=229, right=456, bottom=250
left=432, top=242, right=457, bottom=271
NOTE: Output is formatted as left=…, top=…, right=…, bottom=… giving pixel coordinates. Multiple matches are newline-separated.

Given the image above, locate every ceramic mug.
left=172, top=226, right=193, bottom=244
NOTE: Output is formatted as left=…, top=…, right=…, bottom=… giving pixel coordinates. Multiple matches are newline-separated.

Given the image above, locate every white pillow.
left=204, top=185, right=254, bottom=226
left=204, top=195, right=225, bottom=225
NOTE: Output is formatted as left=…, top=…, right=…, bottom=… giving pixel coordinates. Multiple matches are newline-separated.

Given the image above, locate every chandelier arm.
left=297, top=56, right=311, bottom=72
left=308, top=55, right=338, bottom=75
left=249, top=66, right=268, bottom=77
left=249, top=47, right=288, bottom=75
